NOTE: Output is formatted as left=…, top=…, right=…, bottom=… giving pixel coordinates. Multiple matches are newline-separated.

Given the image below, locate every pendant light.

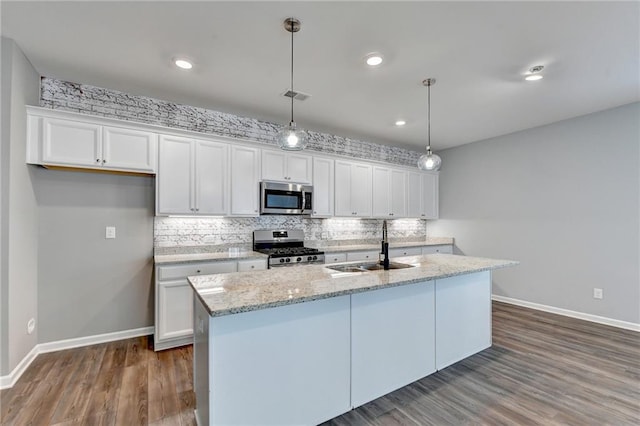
left=417, top=78, right=442, bottom=171
left=276, top=18, right=307, bottom=151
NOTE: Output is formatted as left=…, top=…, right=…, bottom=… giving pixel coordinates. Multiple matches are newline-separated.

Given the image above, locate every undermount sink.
left=327, top=261, right=415, bottom=273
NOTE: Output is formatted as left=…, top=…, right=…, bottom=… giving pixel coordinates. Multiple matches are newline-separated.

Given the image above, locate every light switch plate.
left=105, top=226, right=116, bottom=239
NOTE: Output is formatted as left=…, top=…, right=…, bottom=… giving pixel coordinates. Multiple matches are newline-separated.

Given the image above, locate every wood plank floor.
left=2, top=302, right=638, bottom=425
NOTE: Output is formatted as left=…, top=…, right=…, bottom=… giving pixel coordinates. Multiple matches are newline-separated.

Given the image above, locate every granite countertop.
left=154, top=250, right=267, bottom=265
left=307, top=237, right=454, bottom=253
left=189, top=254, right=517, bottom=317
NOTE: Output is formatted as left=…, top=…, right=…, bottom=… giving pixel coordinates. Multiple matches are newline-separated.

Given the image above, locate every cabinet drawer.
left=325, top=253, right=347, bottom=264
left=347, top=251, right=379, bottom=262
left=389, top=247, right=422, bottom=258
left=421, top=245, right=453, bottom=255
left=237, top=259, right=267, bottom=272
left=158, top=261, right=237, bottom=280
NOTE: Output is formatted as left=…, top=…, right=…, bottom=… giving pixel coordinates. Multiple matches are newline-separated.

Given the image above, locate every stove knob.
left=285, top=258, right=291, bottom=263
left=313, top=255, right=318, bottom=260
left=307, top=256, right=313, bottom=261
left=279, top=258, right=285, bottom=263
left=296, top=257, right=302, bottom=262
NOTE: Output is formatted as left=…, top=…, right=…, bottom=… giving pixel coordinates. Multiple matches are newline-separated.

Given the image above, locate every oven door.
left=260, top=181, right=312, bottom=215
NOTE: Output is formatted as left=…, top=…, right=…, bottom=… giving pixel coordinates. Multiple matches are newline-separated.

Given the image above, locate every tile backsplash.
left=154, top=216, right=426, bottom=250
left=40, top=77, right=429, bottom=249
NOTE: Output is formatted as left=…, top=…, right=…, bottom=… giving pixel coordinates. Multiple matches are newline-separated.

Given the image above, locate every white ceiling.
left=2, top=1, right=639, bottom=152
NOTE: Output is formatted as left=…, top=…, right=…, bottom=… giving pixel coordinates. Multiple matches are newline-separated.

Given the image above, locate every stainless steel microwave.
left=260, top=181, right=313, bottom=215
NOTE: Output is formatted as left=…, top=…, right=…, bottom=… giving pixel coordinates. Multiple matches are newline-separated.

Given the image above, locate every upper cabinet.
left=261, top=150, right=312, bottom=183
left=230, top=145, right=261, bottom=216
left=372, top=166, right=407, bottom=218
left=157, top=136, right=228, bottom=216
left=335, top=160, right=372, bottom=217
left=311, top=157, right=334, bottom=217
left=408, top=171, right=439, bottom=219
left=28, top=108, right=157, bottom=174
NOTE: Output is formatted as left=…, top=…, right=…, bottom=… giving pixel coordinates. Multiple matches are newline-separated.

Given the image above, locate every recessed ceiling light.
left=174, top=59, right=193, bottom=70
left=395, top=120, right=406, bottom=126
left=365, top=53, right=383, bottom=66
left=525, top=65, right=544, bottom=81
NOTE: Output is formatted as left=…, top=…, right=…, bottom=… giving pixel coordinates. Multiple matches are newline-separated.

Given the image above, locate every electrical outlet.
left=105, top=226, right=116, bottom=239
left=593, top=288, right=603, bottom=299
left=27, top=318, right=35, bottom=334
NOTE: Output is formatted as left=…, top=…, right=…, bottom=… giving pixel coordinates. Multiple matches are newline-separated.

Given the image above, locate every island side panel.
left=208, top=296, right=352, bottom=426
left=435, top=271, right=492, bottom=370
left=193, top=296, right=210, bottom=426
left=351, top=280, right=436, bottom=408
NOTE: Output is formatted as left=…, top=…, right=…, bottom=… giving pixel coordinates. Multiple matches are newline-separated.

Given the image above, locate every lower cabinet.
left=155, top=258, right=267, bottom=351
left=389, top=246, right=422, bottom=257
left=346, top=250, right=379, bottom=262
left=435, top=271, right=492, bottom=369
left=351, top=281, right=436, bottom=407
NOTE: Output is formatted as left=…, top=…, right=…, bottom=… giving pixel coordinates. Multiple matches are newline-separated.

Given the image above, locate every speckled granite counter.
left=308, top=237, right=454, bottom=253
left=189, top=254, right=517, bottom=317
left=154, top=250, right=267, bottom=265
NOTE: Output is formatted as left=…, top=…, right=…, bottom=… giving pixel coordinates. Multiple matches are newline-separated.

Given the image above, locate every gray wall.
left=0, top=38, right=40, bottom=375
left=33, top=169, right=155, bottom=343
left=430, top=102, right=640, bottom=324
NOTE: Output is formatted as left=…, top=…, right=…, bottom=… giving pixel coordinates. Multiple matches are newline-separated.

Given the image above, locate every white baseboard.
left=0, top=326, right=153, bottom=390
left=492, top=295, right=640, bottom=332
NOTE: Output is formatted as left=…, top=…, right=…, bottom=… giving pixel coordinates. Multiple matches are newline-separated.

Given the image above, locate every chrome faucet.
left=380, top=220, right=390, bottom=270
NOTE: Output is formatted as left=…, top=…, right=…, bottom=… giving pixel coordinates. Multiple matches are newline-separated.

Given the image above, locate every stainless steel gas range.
left=253, top=229, right=325, bottom=268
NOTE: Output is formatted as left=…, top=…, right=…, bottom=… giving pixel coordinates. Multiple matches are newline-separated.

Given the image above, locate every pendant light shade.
left=417, top=78, right=442, bottom=171
left=277, top=18, right=307, bottom=151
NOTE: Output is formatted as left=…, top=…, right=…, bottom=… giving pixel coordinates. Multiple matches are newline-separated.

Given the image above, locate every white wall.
left=429, top=102, right=640, bottom=324
left=0, top=38, right=40, bottom=375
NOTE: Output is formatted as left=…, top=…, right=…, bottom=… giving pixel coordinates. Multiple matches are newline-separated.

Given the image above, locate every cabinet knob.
left=254, top=209, right=258, bottom=213
left=195, top=208, right=199, bottom=212
left=196, top=269, right=201, bottom=273
left=313, top=211, right=317, bottom=214
left=102, top=159, right=106, bottom=164
left=421, top=214, right=425, bottom=217
left=251, top=265, right=255, bottom=269
left=96, top=159, right=100, bottom=163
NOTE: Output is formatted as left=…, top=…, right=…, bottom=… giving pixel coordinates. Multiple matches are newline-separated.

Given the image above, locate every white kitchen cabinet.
left=157, top=136, right=228, bottom=215
left=237, top=258, right=268, bottom=272
left=261, top=150, right=312, bottom=183
left=407, top=171, right=439, bottom=219
left=311, top=157, right=334, bottom=217
left=39, top=116, right=157, bottom=173
left=230, top=145, right=260, bottom=216
left=422, top=244, right=453, bottom=254
left=435, top=271, right=492, bottom=370
left=347, top=250, right=379, bottom=262
left=351, top=281, right=435, bottom=407
left=155, top=260, right=237, bottom=351
left=389, top=246, right=422, bottom=258
left=334, top=160, right=372, bottom=217
left=372, top=166, right=407, bottom=218
left=324, top=253, right=347, bottom=264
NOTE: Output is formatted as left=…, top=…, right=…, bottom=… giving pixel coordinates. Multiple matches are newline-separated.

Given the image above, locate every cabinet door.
left=195, top=140, right=228, bottom=215
left=389, top=247, right=422, bottom=258
left=157, top=135, right=193, bottom=214
left=390, top=169, right=407, bottom=217
left=435, top=271, right=491, bottom=370
left=422, top=245, right=453, bottom=255
left=102, top=126, right=157, bottom=172
left=261, top=150, right=287, bottom=182
left=422, top=173, right=439, bottom=219
left=42, top=118, right=102, bottom=167
left=312, top=157, right=334, bottom=217
left=351, top=163, right=372, bottom=217
left=407, top=172, right=422, bottom=218
left=157, top=280, right=194, bottom=341
left=286, top=153, right=312, bottom=183
left=334, top=161, right=353, bottom=217
left=372, top=166, right=391, bottom=218
left=324, top=253, right=347, bottom=264
left=237, top=259, right=268, bottom=272
left=351, top=281, right=435, bottom=408
left=230, top=146, right=260, bottom=216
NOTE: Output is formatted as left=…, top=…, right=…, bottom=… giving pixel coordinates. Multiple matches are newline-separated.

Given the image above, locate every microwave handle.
left=301, top=190, right=307, bottom=212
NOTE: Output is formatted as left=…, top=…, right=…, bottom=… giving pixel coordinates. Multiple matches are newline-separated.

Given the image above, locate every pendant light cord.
left=290, top=20, right=295, bottom=124
left=427, top=82, right=431, bottom=152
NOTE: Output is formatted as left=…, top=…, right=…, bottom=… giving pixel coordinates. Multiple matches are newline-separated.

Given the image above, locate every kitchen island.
left=188, top=254, right=517, bottom=426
